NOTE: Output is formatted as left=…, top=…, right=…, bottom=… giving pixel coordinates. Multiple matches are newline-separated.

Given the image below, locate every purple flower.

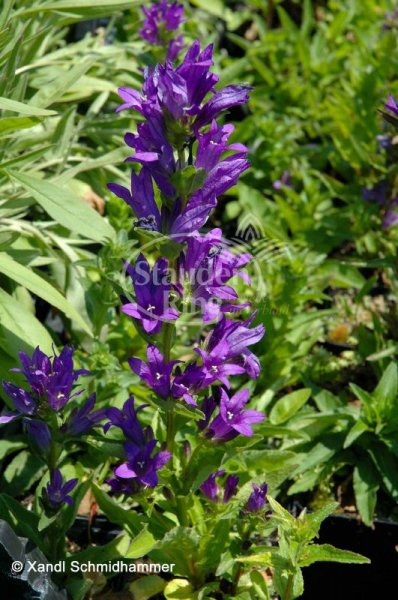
left=114, top=41, right=250, bottom=147
left=106, top=476, right=141, bottom=495
left=44, top=469, right=78, bottom=509
left=171, top=363, right=201, bottom=406
left=121, top=254, right=179, bottom=334
left=203, top=314, right=265, bottom=379
left=203, top=388, right=264, bottom=442
left=383, top=199, right=398, bottom=228
left=385, top=94, right=398, bottom=116
left=273, top=170, right=292, bottom=190
left=362, top=180, right=388, bottom=205
left=129, top=345, right=181, bottom=398
left=7, top=346, right=88, bottom=411
left=177, top=228, right=251, bottom=322
left=194, top=85, right=251, bottom=130
left=246, top=482, right=268, bottom=513
left=105, top=397, right=152, bottom=446
left=114, top=439, right=171, bottom=487
left=140, top=0, right=185, bottom=60
left=200, top=469, right=239, bottom=503
left=63, top=394, right=107, bottom=435
left=25, top=419, right=52, bottom=451
left=192, top=122, right=250, bottom=203
left=224, top=474, right=240, bottom=503
left=108, top=169, right=161, bottom=232
left=194, top=342, right=247, bottom=389
left=0, top=382, right=37, bottom=423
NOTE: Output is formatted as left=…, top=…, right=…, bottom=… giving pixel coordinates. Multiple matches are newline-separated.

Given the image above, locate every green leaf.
left=222, top=449, right=297, bottom=474
left=374, top=362, right=398, bottom=414
left=299, top=544, right=370, bottom=567
left=344, top=419, right=369, bottom=449
left=164, top=578, right=195, bottom=600
left=0, top=493, right=42, bottom=549
left=0, top=252, right=92, bottom=335
left=249, top=570, right=271, bottom=600
left=6, top=170, right=115, bottom=242
left=267, top=497, right=295, bottom=525
left=269, top=389, right=311, bottom=424
left=0, top=288, right=54, bottom=357
left=0, top=97, right=57, bottom=116
left=0, top=116, right=41, bottom=135
left=0, top=450, right=46, bottom=497
left=353, top=460, right=379, bottom=526
left=21, top=0, right=139, bottom=19
left=125, top=526, right=156, bottom=558
left=0, top=437, right=27, bottom=461
left=369, top=444, right=398, bottom=501
left=61, top=478, right=92, bottom=534
left=29, top=57, right=96, bottom=108
left=38, top=511, right=58, bottom=533
left=152, top=527, right=200, bottom=578
left=319, top=260, right=365, bottom=289
left=305, top=502, right=338, bottom=536
left=92, top=483, right=144, bottom=537
left=129, top=575, right=166, bottom=600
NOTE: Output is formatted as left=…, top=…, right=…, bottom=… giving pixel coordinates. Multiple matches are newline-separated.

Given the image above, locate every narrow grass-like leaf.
left=7, top=170, right=115, bottom=242
left=0, top=252, right=92, bottom=335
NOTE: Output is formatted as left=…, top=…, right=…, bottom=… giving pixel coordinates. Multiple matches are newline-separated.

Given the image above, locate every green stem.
left=283, top=574, right=294, bottom=600
left=166, top=408, right=176, bottom=454
left=232, top=523, right=250, bottom=594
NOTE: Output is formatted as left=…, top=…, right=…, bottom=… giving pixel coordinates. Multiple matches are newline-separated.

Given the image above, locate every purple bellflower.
left=114, top=439, right=171, bottom=487
left=200, top=469, right=239, bottom=503
left=0, top=346, right=99, bottom=450
left=25, top=419, right=52, bottom=451
left=9, top=346, right=88, bottom=411
left=129, top=344, right=181, bottom=398
left=108, top=41, right=251, bottom=234
left=385, top=94, right=398, bottom=116
left=246, top=482, right=268, bottom=513
left=177, top=228, right=251, bottom=322
left=273, top=170, right=292, bottom=191
left=105, top=397, right=151, bottom=445
left=121, top=254, right=179, bottom=334
left=362, top=180, right=388, bottom=205
left=63, top=394, right=107, bottom=435
left=201, top=388, right=264, bottom=442
left=44, top=469, right=78, bottom=509
left=200, top=315, right=265, bottom=380
left=140, top=0, right=185, bottom=61
left=383, top=199, right=398, bottom=228
left=105, top=398, right=171, bottom=490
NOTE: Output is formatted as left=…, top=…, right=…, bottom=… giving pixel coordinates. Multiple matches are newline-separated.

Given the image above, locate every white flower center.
left=156, top=372, right=162, bottom=380
left=137, top=461, right=145, bottom=469
left=147, top=304, right=155, bottom=312
left=227, top=411, right=234, bottom=421
left=211, top=366, right=218, bottom=373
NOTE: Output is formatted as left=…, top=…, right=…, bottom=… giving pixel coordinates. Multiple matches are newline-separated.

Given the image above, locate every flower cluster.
left=0, top=346, right=105, bottom=451
left=108, top=41, right=251, bottom=239
left=105, top=398, right=171, bottom=490
left=107, top=9, right=265, bottom=502
left=140, top=0, right=185, bottom=61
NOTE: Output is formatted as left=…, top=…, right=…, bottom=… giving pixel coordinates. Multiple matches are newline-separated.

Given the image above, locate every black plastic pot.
left=303, top=514, right=398, bottom=599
